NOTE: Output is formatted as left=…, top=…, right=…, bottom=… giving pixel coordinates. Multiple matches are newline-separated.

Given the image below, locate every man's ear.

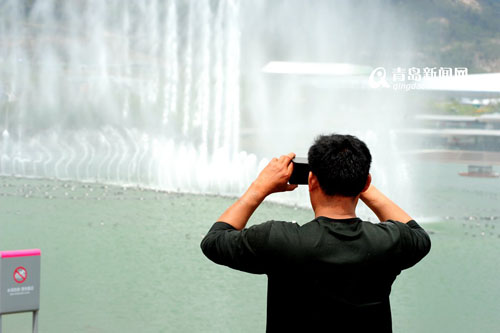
left=361, top=173, right=372, bottom=193
left=308, top=172, right=318, bottom=192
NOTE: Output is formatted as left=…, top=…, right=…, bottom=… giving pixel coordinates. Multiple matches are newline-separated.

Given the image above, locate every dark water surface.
left=0, top=175, right=499, bottom=332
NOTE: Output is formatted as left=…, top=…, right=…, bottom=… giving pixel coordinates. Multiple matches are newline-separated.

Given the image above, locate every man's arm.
left=361, top=182, right=431, bottom=267
left=360, top=183, right=413, bottom=223
left=200, top=153, right=298, bottom=273
left=217, top=153, right=298, bottom=230
left=200, top=221, right=274, bottom=274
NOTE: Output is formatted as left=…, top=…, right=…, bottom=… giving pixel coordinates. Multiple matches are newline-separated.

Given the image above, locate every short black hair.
left=308, top=134, right=371, bottom=197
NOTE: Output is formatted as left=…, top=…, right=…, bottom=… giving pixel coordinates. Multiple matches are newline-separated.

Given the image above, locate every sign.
left=0, top=249, right=41, bottom=314
left=13, top=266, right=27, bottom=284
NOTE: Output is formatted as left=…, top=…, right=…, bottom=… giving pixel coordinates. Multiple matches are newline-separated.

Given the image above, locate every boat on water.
left=459, top=165, right=499, bottom=178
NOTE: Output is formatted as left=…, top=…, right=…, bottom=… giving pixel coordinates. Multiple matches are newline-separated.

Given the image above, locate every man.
left=201, top=134, right=431, bottom=332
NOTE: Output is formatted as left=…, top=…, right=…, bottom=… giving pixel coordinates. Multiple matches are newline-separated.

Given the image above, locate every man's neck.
left=314, top=208, right=357, bottom=220
left=312, top=195, right=359, bottom=220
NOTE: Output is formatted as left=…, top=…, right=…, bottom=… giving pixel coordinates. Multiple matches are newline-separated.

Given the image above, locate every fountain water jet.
left=0, top=0, right=250, bottom=195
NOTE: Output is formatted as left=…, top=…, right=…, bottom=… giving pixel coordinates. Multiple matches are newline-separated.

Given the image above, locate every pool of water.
left=0, top=174, right=499, bottom=332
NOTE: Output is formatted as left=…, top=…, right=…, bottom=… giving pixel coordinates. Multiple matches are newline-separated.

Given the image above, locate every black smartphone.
left=289, top=157, right=309, bottom=185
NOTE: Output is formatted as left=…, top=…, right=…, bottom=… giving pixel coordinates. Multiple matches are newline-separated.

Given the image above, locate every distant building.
left=403, top=114, right=500, bottom=152
left=400, top=114, right=500, bottom=175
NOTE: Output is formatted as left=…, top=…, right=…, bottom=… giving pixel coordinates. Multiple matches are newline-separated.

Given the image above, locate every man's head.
left=308, top=134, right=371, bottom=198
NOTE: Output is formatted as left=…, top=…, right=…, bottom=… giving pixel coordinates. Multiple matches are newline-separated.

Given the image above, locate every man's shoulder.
left=245, top=220, right=303, bottom=249
left=249, top=219, right=301, bottom=228
left=358, top=219, right=424, bottom=240
left=361, top=218, right=411, bottom=231
left=373, top=219, right=427, bottom=235
left=247, top=220, right=301, bottom=235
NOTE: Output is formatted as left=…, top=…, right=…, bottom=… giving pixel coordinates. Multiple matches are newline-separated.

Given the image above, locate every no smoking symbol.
left=13, top=266, right=27, bottom=284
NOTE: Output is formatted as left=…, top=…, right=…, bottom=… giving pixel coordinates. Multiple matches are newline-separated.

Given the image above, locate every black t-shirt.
left=201, top=217, right=431, bottom=332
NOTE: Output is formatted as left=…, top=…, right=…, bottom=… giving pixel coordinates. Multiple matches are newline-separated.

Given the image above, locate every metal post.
left=32, top=310, right=38, bottom=333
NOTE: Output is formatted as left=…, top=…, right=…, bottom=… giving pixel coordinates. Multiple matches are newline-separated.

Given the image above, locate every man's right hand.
left=251, top=152, right=298, bottom=197
left=216, top=152, right=298, bottom=231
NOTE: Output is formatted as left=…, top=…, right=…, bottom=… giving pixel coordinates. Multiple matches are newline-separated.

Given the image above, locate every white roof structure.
left=416, top=113, right=500, bottom=123
left=418, top=73, right=500, bottom=93
left=399, top=128, right=500, bottom=137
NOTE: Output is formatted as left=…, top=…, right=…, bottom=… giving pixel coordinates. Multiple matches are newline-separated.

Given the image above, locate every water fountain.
left=0, top=0, right=420, bottom=211
left=0, top=0, right=258, bottom=195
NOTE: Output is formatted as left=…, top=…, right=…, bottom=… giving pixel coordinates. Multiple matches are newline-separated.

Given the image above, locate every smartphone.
left=289, top=157, right=309, bottom=185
